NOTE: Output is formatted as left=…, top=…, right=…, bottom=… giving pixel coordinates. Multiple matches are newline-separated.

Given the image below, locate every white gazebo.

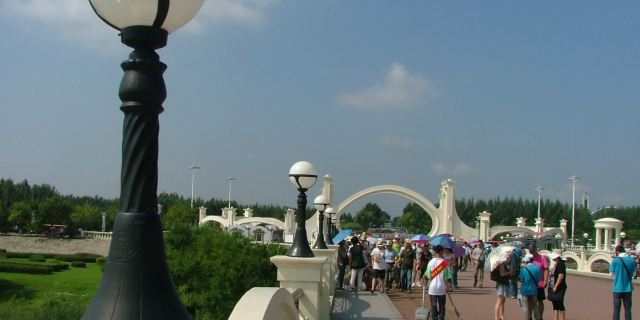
left=593, top=217, right=623, bottom=251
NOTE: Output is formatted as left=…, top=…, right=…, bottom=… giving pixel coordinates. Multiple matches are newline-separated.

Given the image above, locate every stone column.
left=198, top=206, right=207, bottom=226
left=595, top=227, right=602, bottom=251
left=478, top=211, right=492, bottom=241
left=604, top=228, right=611, bottom=251
left=534, top=218, right=544, bottom=234
left=560, top=219, right=568, bottom=249
left=615, top=228, right=621, bottom=246
left=312, top=248, right=337, bottom=320
left=516, top=217, right=526, bottom=228
left=270, top=256, right=327, bottom=320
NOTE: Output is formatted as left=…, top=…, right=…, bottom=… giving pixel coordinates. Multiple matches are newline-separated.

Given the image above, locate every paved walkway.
left=334, top=268, right=640, bottom=320
left=332, top=289, right=404, bottom=320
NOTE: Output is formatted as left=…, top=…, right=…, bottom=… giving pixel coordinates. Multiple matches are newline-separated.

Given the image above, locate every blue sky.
left=1, top=1, right=638, bottom=218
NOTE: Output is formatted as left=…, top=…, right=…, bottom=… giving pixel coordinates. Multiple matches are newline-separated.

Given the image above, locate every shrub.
left=29, top=254, right=46, bottom=262
left=96, top=257, right=107, bottom=272
left=0, top=259, right=68, bottom=272
left=0, top=262, right=52, bottom=274
left=165, top=224, right=287, bottom=320
left=0, top=248, right=6, bottom=253
left=70, top=261, right=86, bottom=268
left=55, top=253, right=102, bottom=263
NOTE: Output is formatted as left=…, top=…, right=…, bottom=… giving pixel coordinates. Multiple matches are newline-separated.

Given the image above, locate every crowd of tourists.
left=335, top=233, right=638, bottom=320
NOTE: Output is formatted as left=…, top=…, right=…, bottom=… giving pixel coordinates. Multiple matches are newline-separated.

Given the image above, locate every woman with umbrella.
left=487, top=244, right=515, bottom=320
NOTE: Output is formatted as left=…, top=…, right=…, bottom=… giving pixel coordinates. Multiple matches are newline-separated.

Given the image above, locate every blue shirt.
left=610, top=256, right=637, bottom=293
left=519, top=264, right=542, bottom=296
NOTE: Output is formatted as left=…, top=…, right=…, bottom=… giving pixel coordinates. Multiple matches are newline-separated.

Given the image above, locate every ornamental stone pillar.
left=478, top=211, right=492, bottom=241
left=270, top=256, right=327, bottom=320
left=312, top=248, right=337, bottom=320
left=198, top=206, right=207, bottom=226
left=516, top=217, right=526, bottom=228
left=595, top=227, right=602, bottom=251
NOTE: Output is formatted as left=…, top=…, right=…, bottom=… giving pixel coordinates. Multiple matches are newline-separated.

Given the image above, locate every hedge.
left=96, top=257, right=107, bottom=272
left=0, top=262, right=52, bottom=274
left=0, top=259, right=69, bottom=271
left=70, top=261, right=86, bottom=268
left=29, top=254, right=46, bottom=262
left=6, top=252, right=103, bottom=263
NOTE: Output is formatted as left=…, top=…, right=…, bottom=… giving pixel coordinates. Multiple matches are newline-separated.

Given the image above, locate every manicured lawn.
left=0, top=259, right=102, bottom=320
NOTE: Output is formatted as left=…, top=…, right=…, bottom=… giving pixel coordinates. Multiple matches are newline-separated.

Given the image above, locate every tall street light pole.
left=189, top=164, right=200, bottom=208
left=84, top=1, right=203, bottom=318
left=313, top=194, right=329, bottom=249
left=535, top=186, right=544, bottom=220
left=568, top=175, right=581, bottom=246
left=227, top=177, right=236, bottom=208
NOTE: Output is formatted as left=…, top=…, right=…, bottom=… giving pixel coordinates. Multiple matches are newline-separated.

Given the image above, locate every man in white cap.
left=370, top=239, right=387, bottom=293
left=520, top=254, right=543, bottom=320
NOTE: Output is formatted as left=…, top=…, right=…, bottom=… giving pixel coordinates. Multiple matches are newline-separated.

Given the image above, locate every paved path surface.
left=332, top=289, right=404, bottom=320
left=391, top=268, right=640, bottom=320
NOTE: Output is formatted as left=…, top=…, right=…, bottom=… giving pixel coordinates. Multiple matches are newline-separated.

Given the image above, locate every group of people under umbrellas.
left=337, top=232, right=637, bottom=320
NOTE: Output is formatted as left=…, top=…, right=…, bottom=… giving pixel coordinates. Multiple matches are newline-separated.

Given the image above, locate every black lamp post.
left=288, top=161, right=318, bottom=257
left=583, top=232, right=589, bottom=251
left=313, top=195, right=329, bottom=249
left=324, top=206, right=335, bottom=245
left=84, top=1, right=203, bottom=319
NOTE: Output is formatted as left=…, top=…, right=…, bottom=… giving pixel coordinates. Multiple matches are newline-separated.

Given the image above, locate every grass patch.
left=0, top=262, right=102, bottom=319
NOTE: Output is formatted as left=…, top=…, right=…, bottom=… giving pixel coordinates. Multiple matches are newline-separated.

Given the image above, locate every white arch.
left=489, top=226, right=536, bottom=238
left=586, top=252, right=613, bottom=272
left=236, top=217, right=285, bottom=230
left=227, top=225, right=248, bottom=235
left=560, top=251, right=584, bottom=271
left=200, top=215, right=226, bottom=226
left=337, top=185, right=440, bottom=235
left=543, top=228, right=566, bottom=238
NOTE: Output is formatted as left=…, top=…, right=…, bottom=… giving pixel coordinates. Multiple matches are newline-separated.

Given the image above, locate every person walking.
left=547, top=252, right=567, bottom=320
left=336, top=239, right=349, bottom=290
left=399, top=240, right=416, bottom=293
left=472, top=241, right=488, bottom=288
left=508, top=247, right=522, bottom=299
left=611, top=245, right=637, bottom=320
left=370, top=239, right=387, bottom=294
left=492, top=259, right=511, bottom=320
left=529, top=244, right=549, bottom=317
left=444, top=247, right=459, bottom=290
left=520, top=254, right=543, bottom=320
left=348, top=236, right=367, bottom=292
left=384, top=240, right=398, bottom=291
left=425, top=245, right=451, bottom=320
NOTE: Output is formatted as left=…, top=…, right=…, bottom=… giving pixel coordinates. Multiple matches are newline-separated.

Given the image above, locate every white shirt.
left=371, top=247, right=386, bottom=270
left=427, top=257, right=448, bottom=295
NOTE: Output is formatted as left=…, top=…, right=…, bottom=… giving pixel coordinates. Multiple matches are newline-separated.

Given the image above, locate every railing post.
left=312, top=247, right=337, bottom=320
left=271, top=255, right=327, bottom=320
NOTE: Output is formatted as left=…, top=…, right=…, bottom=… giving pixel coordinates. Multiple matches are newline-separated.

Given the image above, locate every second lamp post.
left=313, top=195, right=329, bottom=249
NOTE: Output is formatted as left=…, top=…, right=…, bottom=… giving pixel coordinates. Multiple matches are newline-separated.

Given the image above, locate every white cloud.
left=1, top=0, right=276, bottom=51
left=1, top=0, right=119, bottom=52
left=382, top=135, right=417, bottom=149
left=432, top=162, right=474, bottom=176
left=337, top=62, right=436, bottom=109
left=187, top=0, right=275, bottom=33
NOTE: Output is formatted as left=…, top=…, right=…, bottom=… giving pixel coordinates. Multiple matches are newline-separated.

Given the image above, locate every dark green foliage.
left=54, top=253, right=102, bottom=263
left=0, top=258, right=69, bottom=272
left=28, top=254, right=45, bottom=262
left=70, top=261, right=86, bottom=268
left=96, top=257, right=107, bottom=272
left=0, top=262, right=52, bottom=274
left=396, top=202, right=432, bottom=233
left=165, top=224, right=287, bottom=320
left=0, top=295, right=85, bottom=320
left=0, top=248, right=6, bottom=253
left=354, top=203, right=390, bottom=230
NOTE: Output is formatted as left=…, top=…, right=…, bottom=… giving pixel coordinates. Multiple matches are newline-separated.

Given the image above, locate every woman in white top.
left=370, top=239, right=387, bottom=293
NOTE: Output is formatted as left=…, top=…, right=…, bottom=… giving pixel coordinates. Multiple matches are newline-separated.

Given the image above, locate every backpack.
left=490, top=263, right=510, bottom=283
left=351, top=246, right=366, bottom=269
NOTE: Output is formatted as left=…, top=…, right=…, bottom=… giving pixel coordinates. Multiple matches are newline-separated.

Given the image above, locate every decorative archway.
left=489, top=226, right=536, bottom=239
left=336, top=184, right=440, bottom=235
left=560, top=251, right=583, bottom=270
left=200, top=215, right=226, bottom=227
left=586, top=252, right=613, bottom=272
left=236, top=217, right=285, bottom=230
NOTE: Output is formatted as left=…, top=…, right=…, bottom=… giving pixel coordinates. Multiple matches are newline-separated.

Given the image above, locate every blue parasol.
left=429, top=235, right=455, bottom=249
left=332, top=229, right=352, bottom=244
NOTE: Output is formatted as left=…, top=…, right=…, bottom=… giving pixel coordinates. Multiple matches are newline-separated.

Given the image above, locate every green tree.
left=354, top=203, right=390, bottom=229
left=165, top=224, right=287, bottom=319
left=71, top=202, right=102, bottom=230
left=7, top=200, right=37, bottom=231
left=163, top=203, right=198, bottom=229
left=396, top=202, right=432, bottom=233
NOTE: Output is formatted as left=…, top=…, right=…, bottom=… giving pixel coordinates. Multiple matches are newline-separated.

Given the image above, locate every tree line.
left=1, top=178, right=638, bottom=240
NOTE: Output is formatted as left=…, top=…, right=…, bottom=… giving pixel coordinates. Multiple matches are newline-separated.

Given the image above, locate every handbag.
left=547, top=272, right=562, bottom=302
